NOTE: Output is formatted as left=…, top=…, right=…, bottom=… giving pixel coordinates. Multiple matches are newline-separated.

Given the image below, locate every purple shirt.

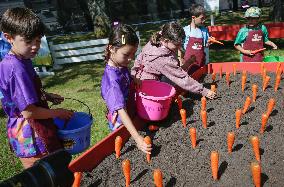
left=101, top=64, right=131, bottom=125
left=0, top=54, right=46, bottom=157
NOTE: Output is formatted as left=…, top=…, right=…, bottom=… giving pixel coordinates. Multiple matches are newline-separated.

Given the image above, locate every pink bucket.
left=136, top=80, right=176, bottom=121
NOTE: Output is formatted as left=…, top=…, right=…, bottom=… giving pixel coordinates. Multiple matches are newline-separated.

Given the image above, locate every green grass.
left=1, top=6, right=284, bottom=181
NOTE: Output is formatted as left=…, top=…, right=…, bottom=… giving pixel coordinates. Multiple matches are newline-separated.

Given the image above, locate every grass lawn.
left=1, top=6, right=284, bottom=181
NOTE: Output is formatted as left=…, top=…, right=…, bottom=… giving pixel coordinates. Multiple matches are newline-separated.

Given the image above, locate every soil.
left=82, top=71, right=284, bottom=187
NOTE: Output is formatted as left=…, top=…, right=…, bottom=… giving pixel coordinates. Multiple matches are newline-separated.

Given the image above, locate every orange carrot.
left=226, top=72, right=230, bottom=86
left=233, top=64, right=237, bottom=76
left=262, top=68, right=267, bottom=80
left=219, top=65, right=223, bottom=79
left=122, top=159, right=131, bottom=187
left=236, top=109, right=242, bottom=129
left=144, top=136, right=152, bottom=163
left=212, top=72, right=216, bottom=82
left=250, top=136, right=260, bottom=162
left=274, top=75, right=281, bottom=92
left=180, top=109, right=187, bottom=128
left=252, top=84, right=258, bottom=102
left=242, top=96, right=252, bottom=114
left=72, top=172, right=82, bottom=187
left=251, top=162, right=261, bottom=187
left=242, top=70, right=247, bottom=77
left=251, top=48, right=266, bottom=54
left=115, top=136, right=123, bottom=159
left=208, top=37, right=224, bottom=45
left=266, top=98, right=276, bottom=117
left=241, top=75, right=247, bottom=92
left=148, top=125, right=159, bottom=131
left=201, top=96, right=207, bottom=111
left=211, top=84, right=217, bottom=93
left=200, top=110, right=207, bottom=128
left=153, top=169, right=163, bottom=187
left=189, top=127, right=197, bottom=148
left=260, top=63, right=264, bottom=76
left=176, top=95, right=182, bottom=110
left=262, top=76, right=270, bottom=91
left=227, top=132, right=235, bottom=153
left=260, top=113, right=268, bottom=134
left=210, top=151, right=219, bottom=180
left=276, top=62, right=281, bottom=75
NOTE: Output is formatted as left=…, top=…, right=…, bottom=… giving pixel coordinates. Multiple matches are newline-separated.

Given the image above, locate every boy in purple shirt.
left=0, top=8, right=73, bottom=168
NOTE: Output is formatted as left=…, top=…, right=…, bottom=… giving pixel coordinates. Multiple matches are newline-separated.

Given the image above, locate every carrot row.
left=180, top=109, right=187, bottom=128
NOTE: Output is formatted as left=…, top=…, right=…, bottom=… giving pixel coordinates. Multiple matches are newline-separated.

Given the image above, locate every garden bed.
left=81, top=70, right=284, bottom=186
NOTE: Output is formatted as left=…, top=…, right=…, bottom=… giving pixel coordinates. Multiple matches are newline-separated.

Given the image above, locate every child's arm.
left=44, top=92, right=64, bottom=105
left=265, top=40, right=278, bottom=49
left=234, top=44, right=253, bottom=56
left=117, top=108, right=152, bottom=154
left=21, top=104, right=73, bottom=120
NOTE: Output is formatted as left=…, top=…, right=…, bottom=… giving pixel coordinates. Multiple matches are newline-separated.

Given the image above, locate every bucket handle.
left=51, top=97, right=92, bottom=119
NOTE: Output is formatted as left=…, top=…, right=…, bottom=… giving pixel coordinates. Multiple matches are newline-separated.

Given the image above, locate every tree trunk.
left=75, top=0, right=94, bottom=31
left=232, top=0, right=238, bottom=11
left=272, top=0, right=283, bottom=21
left=87, top=0, right=110, bottom=38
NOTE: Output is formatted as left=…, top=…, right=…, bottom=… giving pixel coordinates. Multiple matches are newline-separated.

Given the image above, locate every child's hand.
left=206, top=90, right=217, bottom=100
left=133, top=77, right=142, bottom=89
left=272, top=44, right=278, bottom=50
left=54, top=108, right=74, bottom=120
left=134, top=135, right=152, bottom=154
left=243, top=50, right=254, bottom=56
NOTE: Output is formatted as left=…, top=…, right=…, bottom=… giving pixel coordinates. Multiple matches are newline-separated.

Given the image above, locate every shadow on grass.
left=165, top=177, right=177, bottom=187
left=132, top=169, right=148, bottom=183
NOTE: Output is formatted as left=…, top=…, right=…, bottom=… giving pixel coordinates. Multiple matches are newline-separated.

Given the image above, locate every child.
left=234, top=7, right=278, bottom=62
left=131, top=22, right=216, bottom=99
left=0, top=8, right=74, bottom=169
left=101, top=24, right=152, bottom=154
left=182, top=4, right=210, bottom=75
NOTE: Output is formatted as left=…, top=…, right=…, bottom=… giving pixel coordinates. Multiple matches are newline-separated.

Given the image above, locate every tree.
left=75, top=0, right=94, bottom=31
left=87, top=0, right=110, bottom=38
left=272, top=0, right=283, bottom=21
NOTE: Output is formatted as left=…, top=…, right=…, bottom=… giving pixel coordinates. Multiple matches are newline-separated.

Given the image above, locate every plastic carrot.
left=260, top=113, right=268, bottom=134
left=266, top=98, right=276, bottom=117
left=201, top=96, right=206, bottom=111
left=153, top=169, right=163, bottom=187
left=236, top=109, right=242, bottom=129
left=251, top=48, right=266, bottom=54
left=250, top=136, right=260, bottom=162
left=252, top=84, right=258, bottom=102
left=226, top=72, right=230, bottom=86
left=148, top=125, right=159, bottom=131
left=176, top=95, right=182, bottom=110
left=262, top=68, right=267, bottom=80
left=251, top=162, right=261, bottom=187
left=260, top=63, right=264, bottom=76
left=189, top=127, right=197, bottom=148
left=122, top=159, right=131, bottom=187
left=144, top=136, right=151, bottom=163
left=212, top=72, right=216, bottom=82
left=219, top=65, right=223, bottom=79
left=274, top=75, right=281, bottom=92
left=115, top=136, right=123, bottom=159
left=72, top=172, right=82, bottom=187
left=211, top=84, right=216, bottom=93
left=241, top=75, right=246, bottom=92
left=233, top=64, right=237, bottom=76
left=227, top=132, right=235, bottom=153
left=210, top=151, right=219, bottom=180
left=200, top=110, right=207, bottom=128
left=180, top=109, right=187, bottom=128
left=242, top=70, right=247, bottom=77
left=242, top=96, right=251, bottom=114
left=276, top=62, right=281, bottom=75
left=262, top=76, right=270, bottom=91
left=208, top=37, right=224, bottom=45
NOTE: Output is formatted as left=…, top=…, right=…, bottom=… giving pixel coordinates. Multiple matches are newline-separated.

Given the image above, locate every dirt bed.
left=82, top=71, right=284, bottom=187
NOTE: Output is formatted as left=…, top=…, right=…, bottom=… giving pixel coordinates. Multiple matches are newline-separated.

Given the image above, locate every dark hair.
left=104, top=24, right=139, bottom=61
left=0, top=7, right=45, bottom=40
left=189, top=4, right=205, bottom=17
left=150, top=22, right=185, bottom=47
